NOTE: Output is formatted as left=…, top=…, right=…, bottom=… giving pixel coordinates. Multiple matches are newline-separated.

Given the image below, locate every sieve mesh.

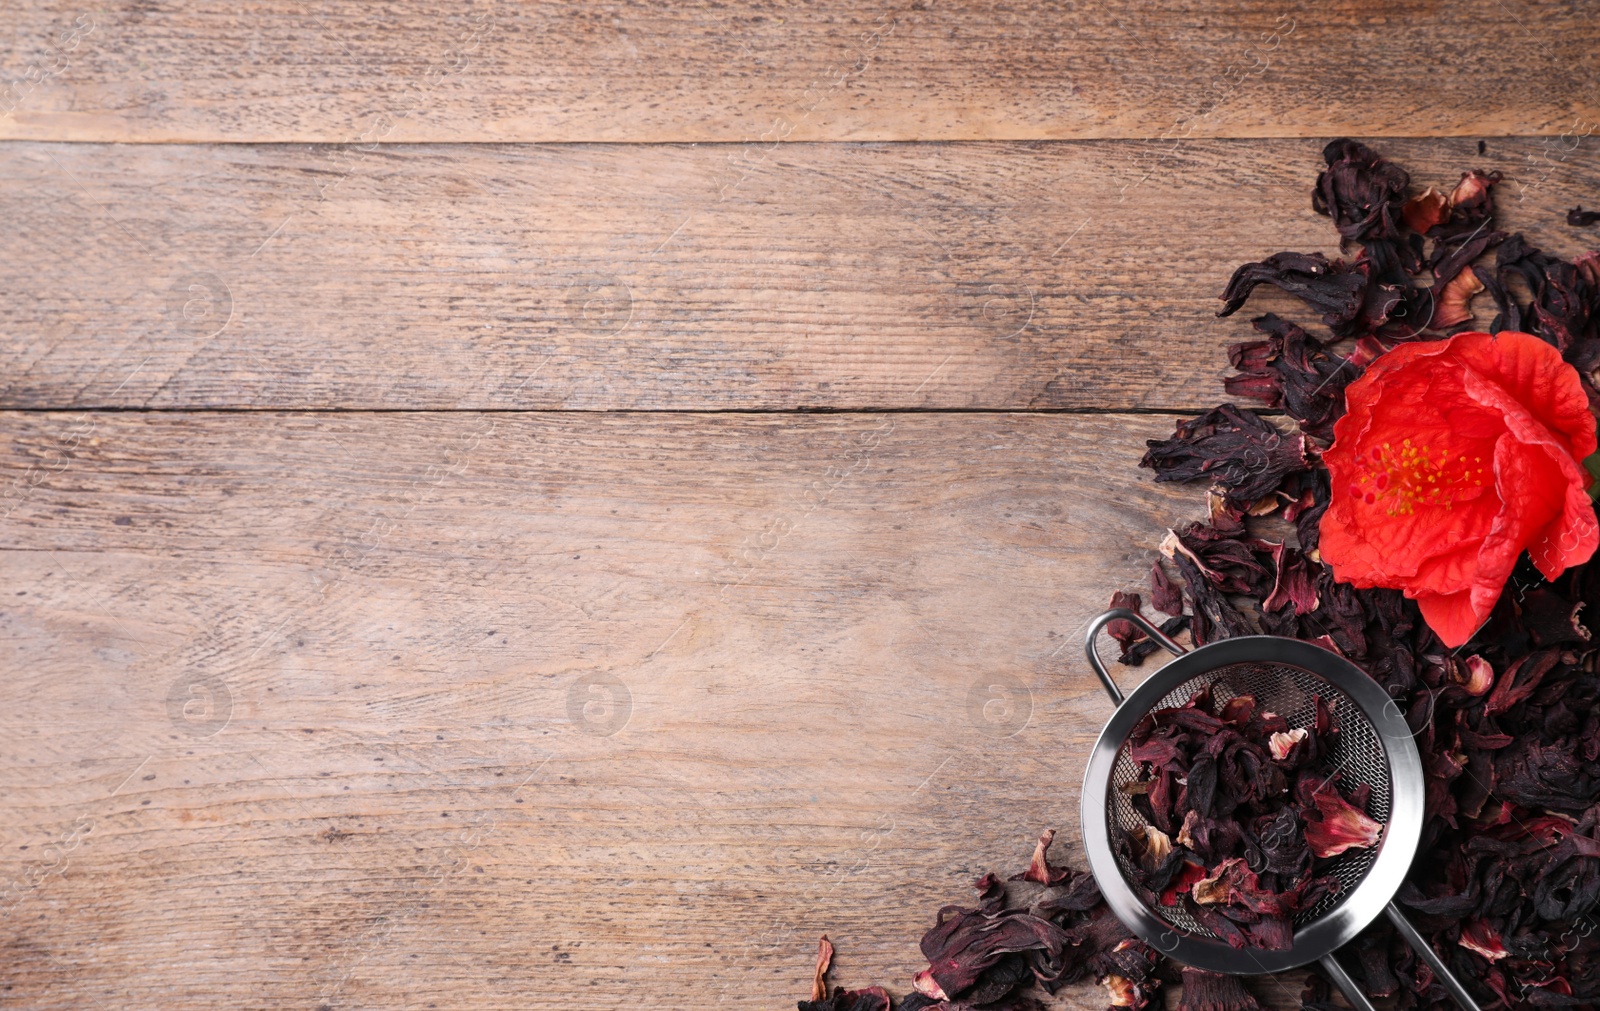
left=1107, top=660, right=1392, bottom=937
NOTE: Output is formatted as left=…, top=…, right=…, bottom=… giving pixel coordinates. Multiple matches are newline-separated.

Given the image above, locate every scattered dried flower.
left=1141, top=405, right=1308, bottom=511
left=1176, top=968, right=1261, bottom=1011
left=1403, top=187, right=1450, bottom=235
left=799, top=935, right=893, bottom=1011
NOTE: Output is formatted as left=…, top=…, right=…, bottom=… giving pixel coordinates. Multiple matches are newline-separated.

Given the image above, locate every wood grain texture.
left=5, top=2, right=1598, bottom=1006
left=0, top=410, right=1206, bottom=1009
left=4, top=136, right=1598, bottom=412
left=1, top=1, right=1598, bottom=143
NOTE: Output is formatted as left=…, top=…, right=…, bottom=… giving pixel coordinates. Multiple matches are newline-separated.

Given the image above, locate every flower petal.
left=1451, top=331, right=1598, bottom=462
left=1415, top=588, right=1492, bottom=649
left=1319, top=328, right=1599, bottom=648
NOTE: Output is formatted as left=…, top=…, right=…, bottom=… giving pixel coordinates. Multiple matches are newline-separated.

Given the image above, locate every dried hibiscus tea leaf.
left=1216, top=251, right=1394, bottom=337
left=797, top=936, right=893, bottom=1011
left=1312, top=139, right=1411, bottom=246
left=914, top=876, right=1075, bottom=1004
left=1426, top=214, right=1503, bottom=283
left=1150, top=561, right=1183, bottom=616
left=1262, top=543, right=1318, bottom=617
left=1103, top=970, right=1161, bottom=1011
left=1141, top=405, right=1308, bottom=509
left=1403, top=187, right=1450, bottom=234
left=812, top=936, right=834, bottom=1001
left=1268, top=727, right=1308, bottom=761
left=1128, top=825, right=1174, bottom=872
left=1296, top=774, right=1384, bottom=858
left=1430, top=268, right=1486, bottom=330
left=1176, top=967, right=1262, bottom=1011
left=1250, top=808, right=1311, bottom=879
left=1158, top=857, right=1209, bottom=906
left=1106, top=591, right=1146, bottom=649
left=796, top=988, right=891, bottom=1011
left=1430, top=168, right=1504, bottom=245
left=1012, top=828, right=1072, bottom=886
left=1118, top=615, right=1190, bottom=667
left=1160, top=521, right=1274, bottom=597
left=1486, top=233, right=1600, bottom=354
left=1230, top=314, right=1359, bottom=442
left=1176, top=561, right=1253, bottom=647
left=1570, top=206, right=1600, bottom=227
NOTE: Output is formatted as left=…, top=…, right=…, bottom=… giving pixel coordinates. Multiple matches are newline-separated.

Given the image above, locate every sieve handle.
left=1386, top=902, right=1484, bottom=1011
left=1318, top=954, right=1380, bottom=1011
left=1083, top=607, right=1186, bottom=706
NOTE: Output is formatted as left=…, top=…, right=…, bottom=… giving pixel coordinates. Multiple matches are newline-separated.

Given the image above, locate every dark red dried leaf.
left=1162, top=521, right=1274, bottom=597
left=1431, top=168, right=1503, bottom=244
left=1518, top=588, right=1592, bottom=648
left=1141, top=405, right=1308, bottom=510
left=1159, top=858, right=1209, bottom=906
left=916, top=891, right=1075, bottom=1001
left=1150, top=561, right=1183, bottom=616
left=796, top=987, right=892, bottom=1011
left=1222, top=369, right=1281, bottom=407
left=1485, top=648, right=1563, bottom=717
left=1403, top=187, right=1450, bottom=235
left=1217, top=251, right=1401, bottom=338
left=1226, top=315, right=1361, bottom=442
left=1494, top=735, right=1600, bottom=813
left=1484, top=233, right=1600, bottom=354
left=1297, top=775, right=1384, bottom=858
left=1348, top=930, right=1401, bottom=998
left=1117, top=615, right=1190, bottom=668
left=1262, top=543, right=1318, bottom=616
left=1312, top=139, right=1411, bottom=246
left=1106, top=592, right=1145, bottom=650
left=799, top=936, right=894, bottom=1011
left=1176, top=563, right=1252, bottom=648
left=1012, top=829, right=1071, bottom=886
left=1176, top=967, right=1262, bottom=1011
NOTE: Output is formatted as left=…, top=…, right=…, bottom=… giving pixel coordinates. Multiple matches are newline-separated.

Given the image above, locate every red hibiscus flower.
left=1320, top=330, right=1598, bottom=647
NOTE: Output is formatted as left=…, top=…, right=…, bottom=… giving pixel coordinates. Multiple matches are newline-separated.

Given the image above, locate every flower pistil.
left=1350, top=439, right=1486, bottom=515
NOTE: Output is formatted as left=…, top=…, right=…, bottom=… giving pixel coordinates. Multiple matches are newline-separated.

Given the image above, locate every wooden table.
left=2, top=3, right=1597, bottom=1007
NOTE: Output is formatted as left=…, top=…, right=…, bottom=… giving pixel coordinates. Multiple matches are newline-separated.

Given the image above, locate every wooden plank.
left=1, top=1, right=1597, bottom=143
left=4, top=136, right=1597, bottom=412
left=0, top=410, right=1204, bottom=1008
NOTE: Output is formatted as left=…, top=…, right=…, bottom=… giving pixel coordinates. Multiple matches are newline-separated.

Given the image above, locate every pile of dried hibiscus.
left=798, top=140, right=1600, bottom=1011
left=1116, top=685, right=1379, bottom=952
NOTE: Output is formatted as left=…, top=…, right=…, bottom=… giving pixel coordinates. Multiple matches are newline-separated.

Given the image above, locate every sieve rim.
left=1079, top=633, right=1424, bottom=976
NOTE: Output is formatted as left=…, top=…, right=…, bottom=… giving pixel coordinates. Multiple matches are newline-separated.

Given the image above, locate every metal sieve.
left=1081, top=608, right=1482, bottom=1011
